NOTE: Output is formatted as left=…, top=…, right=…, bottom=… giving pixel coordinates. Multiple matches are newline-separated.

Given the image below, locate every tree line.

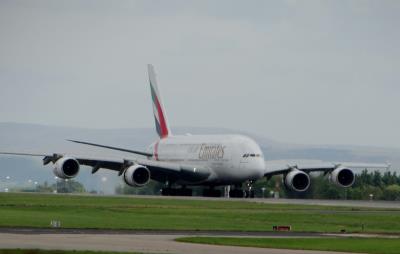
left=21, top=180, right=86, bottom=194
left=253, top=170, right=400, bottom=200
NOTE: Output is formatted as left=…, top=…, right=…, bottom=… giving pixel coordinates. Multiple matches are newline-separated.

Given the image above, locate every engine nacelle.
left=123, top=164, right=151, bottom=187
left=284, top=170, right=310, bottom=192
left=330, top=167, right=355, bottom=188
left=53, top=157, right=80, bottom=179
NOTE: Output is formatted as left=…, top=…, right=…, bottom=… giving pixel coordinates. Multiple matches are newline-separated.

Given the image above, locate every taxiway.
left=0, top=231, right=355, bottom=254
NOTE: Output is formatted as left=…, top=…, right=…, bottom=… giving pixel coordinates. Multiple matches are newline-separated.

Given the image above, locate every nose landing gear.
left=245, top=181, right=255, bottom=198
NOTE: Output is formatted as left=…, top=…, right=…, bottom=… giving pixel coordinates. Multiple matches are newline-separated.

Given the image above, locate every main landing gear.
left=202, top=188, right=221, bottom=197
left=229, top=188, right=244, bottom=198
left=229, top=189, right=255, bottom=198
left=229, top=182, right=255, bottom=198
left=160, top=181, right=255, bottom=198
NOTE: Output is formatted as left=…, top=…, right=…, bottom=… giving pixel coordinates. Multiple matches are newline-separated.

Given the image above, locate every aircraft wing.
left=264, top=160, right=391, bottom=178
left=0, top=152, right=212, bottom=183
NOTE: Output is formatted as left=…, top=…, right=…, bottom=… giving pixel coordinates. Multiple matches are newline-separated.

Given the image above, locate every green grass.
left=176, top=237, right=400, bottom=254
left=0, top=250, right=142, bottom=254
left=0, top=193, right=400, bottom=233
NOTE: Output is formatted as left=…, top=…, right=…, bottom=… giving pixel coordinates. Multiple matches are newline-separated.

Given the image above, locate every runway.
left=0, top=231, right=355, bottom=254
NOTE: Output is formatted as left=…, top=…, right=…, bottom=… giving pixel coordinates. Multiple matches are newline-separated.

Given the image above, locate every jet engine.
left=53, top=157, right=80, bottom=179
left=284, top=170, right=310, bottom=192
left=123, top=164, right=151, bottom=187
left=330, top=167, right=355, bottom=188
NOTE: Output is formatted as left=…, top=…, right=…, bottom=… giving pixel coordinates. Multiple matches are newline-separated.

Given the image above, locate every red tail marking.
left=155, top=96, right=169, bottom=138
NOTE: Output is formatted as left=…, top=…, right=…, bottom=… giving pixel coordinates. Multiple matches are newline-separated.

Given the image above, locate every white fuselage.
left=147, top=135, right=265, bottom=185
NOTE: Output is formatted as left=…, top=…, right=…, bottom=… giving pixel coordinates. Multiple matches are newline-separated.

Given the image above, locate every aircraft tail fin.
left=148, top=64, right=172, bottom=139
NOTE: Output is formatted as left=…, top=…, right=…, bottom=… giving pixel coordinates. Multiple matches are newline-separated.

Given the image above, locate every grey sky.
left=0, top=0, right=399, bottom=148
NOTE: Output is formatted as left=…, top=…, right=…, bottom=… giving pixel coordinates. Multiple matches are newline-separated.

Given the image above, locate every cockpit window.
left=243, top=153, right=262, bottom=158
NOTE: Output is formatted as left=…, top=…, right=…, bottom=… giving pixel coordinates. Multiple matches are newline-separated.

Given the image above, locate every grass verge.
left=176, top=237, right=400, bottom=254
left=1, top=193, right=400, bottom=233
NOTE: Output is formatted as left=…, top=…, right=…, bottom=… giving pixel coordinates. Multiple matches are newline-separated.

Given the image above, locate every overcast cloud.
left=0, top=0, right=399, bottom=148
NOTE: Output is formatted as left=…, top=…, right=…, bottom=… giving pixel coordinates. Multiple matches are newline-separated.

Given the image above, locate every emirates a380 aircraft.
left=0, top=65, right=389, bottom=197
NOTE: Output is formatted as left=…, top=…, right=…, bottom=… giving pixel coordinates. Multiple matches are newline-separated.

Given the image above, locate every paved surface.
left=0, top=232, right=355, bottom=254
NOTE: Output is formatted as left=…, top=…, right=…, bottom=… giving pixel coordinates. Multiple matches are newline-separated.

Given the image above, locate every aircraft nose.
left=249, top=159, right=265, bottom=178
left=257, top=159, right=265, bottom=174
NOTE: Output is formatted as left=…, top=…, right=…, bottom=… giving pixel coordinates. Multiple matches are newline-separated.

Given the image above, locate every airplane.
left=0, top=65, right=390, bottom=198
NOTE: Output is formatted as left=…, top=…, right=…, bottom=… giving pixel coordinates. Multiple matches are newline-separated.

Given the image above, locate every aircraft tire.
left=203, top=189, right=221, bottom=197
left=161, top=188, right=172, bottom=196
left=177, top=188, right=193, bottom=196
left=229, top=189, right=244, bottom=198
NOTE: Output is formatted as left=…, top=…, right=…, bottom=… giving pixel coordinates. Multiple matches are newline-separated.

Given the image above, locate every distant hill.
left=0, top=122, right=399, bottom=194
